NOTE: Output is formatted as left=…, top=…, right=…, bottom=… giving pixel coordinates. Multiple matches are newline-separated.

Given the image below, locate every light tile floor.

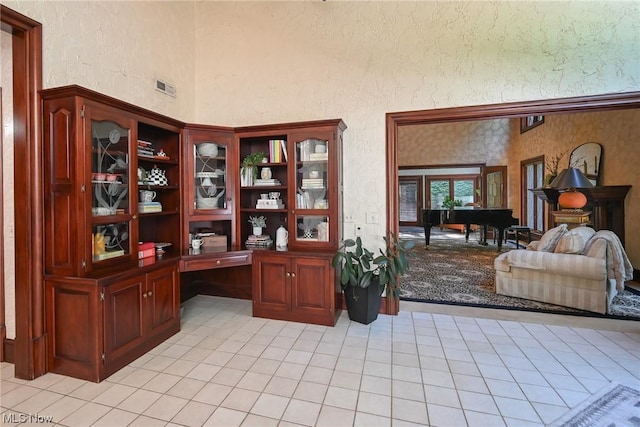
left=1, top=296, right=639, bottom=427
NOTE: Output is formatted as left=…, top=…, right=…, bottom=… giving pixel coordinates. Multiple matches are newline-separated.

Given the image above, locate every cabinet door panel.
left=291, top=258, right=332, bottom=314
left=253, top=255, right=289, bottom=311
left=103, top=276, right=145, bottom=363
left=46, top=279, right=102, bottom=381
left=146, top=265, right=180, bottom=340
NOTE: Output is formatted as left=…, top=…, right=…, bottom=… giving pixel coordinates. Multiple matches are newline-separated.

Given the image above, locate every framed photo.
left=520, top=115, right=544, bottom=133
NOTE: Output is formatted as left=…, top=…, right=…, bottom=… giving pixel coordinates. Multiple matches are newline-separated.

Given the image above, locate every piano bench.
left=505, top=226, right=531, bottom=249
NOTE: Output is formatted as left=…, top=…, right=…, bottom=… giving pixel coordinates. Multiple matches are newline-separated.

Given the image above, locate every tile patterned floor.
left=1, top=295, right=639, bottom=426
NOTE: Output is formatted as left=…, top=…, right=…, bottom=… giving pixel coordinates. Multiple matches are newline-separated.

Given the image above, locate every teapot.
left=148, top=166, right=168, bottom=186
left=276, top=225, right=288, bottom=248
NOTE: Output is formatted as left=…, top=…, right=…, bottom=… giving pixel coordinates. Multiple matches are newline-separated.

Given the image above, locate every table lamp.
left=549, top=167, right=593, bottom=210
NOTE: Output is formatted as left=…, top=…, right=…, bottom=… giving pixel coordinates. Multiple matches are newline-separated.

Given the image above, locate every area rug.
left=399, top=228, right=640, bottom=320
left=549, top=382, right=640, bottom=427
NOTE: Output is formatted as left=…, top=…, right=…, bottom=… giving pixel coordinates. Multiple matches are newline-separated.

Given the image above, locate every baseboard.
left=634, top=268, right=640, bottom=282
left=3, top=338, right=15, bottom=363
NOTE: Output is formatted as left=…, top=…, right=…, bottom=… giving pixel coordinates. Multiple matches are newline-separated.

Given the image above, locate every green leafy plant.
left=442, top=195, right=462, bottom=209
left=248, top=215, right=266, bottom=228
left=332, top=232, right=414, bottom=299
left=241, top=152, right=267, bottom=179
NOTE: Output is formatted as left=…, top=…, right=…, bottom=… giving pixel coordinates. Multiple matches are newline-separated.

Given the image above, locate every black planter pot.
left=344, top=279, right=382, bottom=325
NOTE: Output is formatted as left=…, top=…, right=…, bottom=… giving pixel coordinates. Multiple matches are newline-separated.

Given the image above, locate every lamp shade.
left=549, top=167, right=593, bottom=189
left=550, top=167, right=593, bottom=210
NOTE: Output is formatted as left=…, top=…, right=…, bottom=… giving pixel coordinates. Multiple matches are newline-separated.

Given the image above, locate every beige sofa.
left=494, top=225, right=632, bottom=314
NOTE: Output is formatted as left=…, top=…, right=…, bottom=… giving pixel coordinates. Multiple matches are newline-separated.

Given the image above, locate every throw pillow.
left=526, top=240, right=540, bottom=251
left=537, top=224, right=568, bottom=252
left=554, top=226, right=596, bottom=254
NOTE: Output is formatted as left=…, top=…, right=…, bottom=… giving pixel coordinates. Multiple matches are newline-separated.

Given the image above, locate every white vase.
left=253, top=226, right=263, bottom=236
left=261, top=167, right=272, bottom=180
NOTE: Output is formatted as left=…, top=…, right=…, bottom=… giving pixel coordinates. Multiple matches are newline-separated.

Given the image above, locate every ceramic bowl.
left=197, top=143, right=218, bottom=158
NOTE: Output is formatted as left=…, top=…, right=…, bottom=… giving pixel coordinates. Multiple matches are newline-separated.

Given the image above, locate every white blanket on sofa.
left=583, top=230, right=633, bottom=291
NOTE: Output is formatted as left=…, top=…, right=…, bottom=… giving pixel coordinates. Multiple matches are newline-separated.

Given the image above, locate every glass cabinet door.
left=294, top=138, right=330, bottom=242
left=90, top=119, right=131, bottom=262
left=91, top=120, right=130, bottom=216
left=193, top=141, right=228, bottom=211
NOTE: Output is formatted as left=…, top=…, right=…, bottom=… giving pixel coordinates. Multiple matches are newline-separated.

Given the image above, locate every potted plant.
left=241, top=152, right=266, bottom=187
left=248, top=215, right=266, bottom=236
left=442, top=195, right=462, bottom=209
left=332, top=232, right=414, bottom=324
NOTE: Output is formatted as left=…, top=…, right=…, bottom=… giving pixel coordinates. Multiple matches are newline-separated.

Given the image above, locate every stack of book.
left=256, top=199, right=284, bottom=209
left=301, top=178, right=325, bottom=189
left=137, top=139, right=154, bottom=157
left=254, top=178, right=281, bottom=186
left=309, top=152, right=328, bottom=161
left=246, top=235, right=273, bottom=248
left=137, top=242, right=156, bottom=259
left=138, top=201, right=162, bottom=213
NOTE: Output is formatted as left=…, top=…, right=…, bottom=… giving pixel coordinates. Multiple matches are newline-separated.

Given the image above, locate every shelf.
left=137, top=184, right=179, bottom=190
left=242, top=185, right=287, bottom=190
left=241, top=208, right=287, bottom=213
left=139, top=210, right=180, bottom=217
left=138, top=155, right=179, bottom=165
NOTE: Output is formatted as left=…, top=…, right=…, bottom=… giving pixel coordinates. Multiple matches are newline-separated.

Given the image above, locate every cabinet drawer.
left=180, top=253, right=252, bottom=272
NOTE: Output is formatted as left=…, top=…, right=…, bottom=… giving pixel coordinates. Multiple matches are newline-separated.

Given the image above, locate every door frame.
left=386, top=91, right=640, bottom=315
left=1, top=5, right=45, bottom=378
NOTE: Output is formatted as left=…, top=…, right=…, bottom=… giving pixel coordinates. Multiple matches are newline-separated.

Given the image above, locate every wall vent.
left=155, top=79, right=176, bottom=97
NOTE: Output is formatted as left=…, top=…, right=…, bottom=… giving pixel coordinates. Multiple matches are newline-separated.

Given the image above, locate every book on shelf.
left=254, top=179, right=281, bottom=186
left=269, top=139, right=285, bottom=163
left=245, top=235, right=273, bottom=248
left=280, top=140, right=288, bottom=161
left=309, top=152, right=328, bottom=161
left=256, top=199, right=284, bottom=209
left=138, top=201, right=162, bottom=213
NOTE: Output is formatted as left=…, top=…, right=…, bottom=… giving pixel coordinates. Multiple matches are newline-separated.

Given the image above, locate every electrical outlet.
left=344, top=214, right=355, bottom=223
left=354, top=224, right=363, bottom=236
left=366, top=212, right=378, bottom=224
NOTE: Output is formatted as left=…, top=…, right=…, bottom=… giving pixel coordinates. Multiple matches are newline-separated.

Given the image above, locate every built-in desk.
left=531, top=185, right=631, bottom=245
left=179, top=249, right=253, bottom=302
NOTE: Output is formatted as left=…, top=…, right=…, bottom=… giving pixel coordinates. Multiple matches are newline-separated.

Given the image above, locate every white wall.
left=5, top=0, right=197, bottom=121
left=5, top=0, right=639, bottom=251
left=193, top=1, right=639, bottom=246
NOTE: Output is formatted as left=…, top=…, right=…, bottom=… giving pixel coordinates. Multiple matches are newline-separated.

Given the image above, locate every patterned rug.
left=549, top=382, right=640, bottom=427
left=399, top=228, right=640, bottom=320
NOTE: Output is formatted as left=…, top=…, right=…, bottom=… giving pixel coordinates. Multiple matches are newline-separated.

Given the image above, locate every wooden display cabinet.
left=182, top=125, right=236, bottom=253
left=41, top=85, right=183, bottom=381
left=235, top=119, right=346, bottom=251
left=236, top=119, right=346, bottom=326
left=42, top=85, right=183, bottom=275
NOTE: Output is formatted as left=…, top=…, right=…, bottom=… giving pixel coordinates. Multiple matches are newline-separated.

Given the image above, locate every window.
left=426, top=176, right=478, bottom=208
left=399, top=176, right=421, bottom=225
left=521, top=156, right=544, bottom=232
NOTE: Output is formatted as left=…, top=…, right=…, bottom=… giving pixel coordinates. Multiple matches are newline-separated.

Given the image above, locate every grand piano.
left=422, top=208, right=518, bottom=250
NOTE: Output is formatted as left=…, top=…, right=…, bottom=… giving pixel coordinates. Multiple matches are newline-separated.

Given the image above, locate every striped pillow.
left=554, top=226, right=595, bottom=254
left=537, top=224, right=568, bottom=252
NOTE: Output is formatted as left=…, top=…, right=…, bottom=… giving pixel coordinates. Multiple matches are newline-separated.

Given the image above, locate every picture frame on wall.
left=520, top=115, right=544, bottom=133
